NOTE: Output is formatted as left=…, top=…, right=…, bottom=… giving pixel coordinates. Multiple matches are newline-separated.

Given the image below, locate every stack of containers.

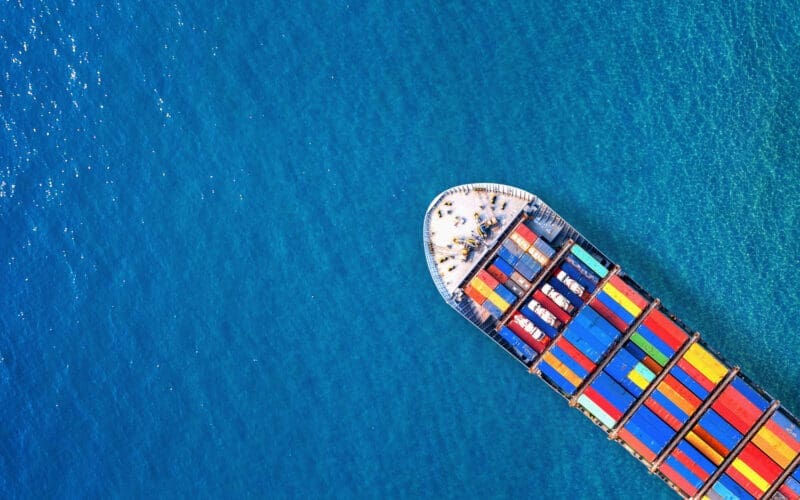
left=486, top=256, right=526, bottom=297
left=617, top=341, right=728, bottom=476
left=518, top=299, right=560, bottom=338
left=589, top=275, right=648, bottom=333
left=499, top=222, right=546, bottom=281
left=464, top=270, right=518, bottom=318
left=492, top=256, right=533, bottom=295
left=752, top=409, right=800, bottom=479
left=507, top=311, right=550, bottom=353
left=496, top=325, right=537, bottom=364
left=778, top=468, right=800, bottom=499
left=537, top=336, right=597, bottom=395
left=654, top=344, right=732, bottom=496
left=694, top=377, right=776, bottom=498
left=538, top=307, right=618, bottom=396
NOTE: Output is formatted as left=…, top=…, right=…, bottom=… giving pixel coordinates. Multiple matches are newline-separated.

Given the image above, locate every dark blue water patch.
left=1, top=0, right=799, bottom=497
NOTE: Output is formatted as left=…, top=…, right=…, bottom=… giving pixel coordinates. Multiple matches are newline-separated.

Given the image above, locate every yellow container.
left=752, top=427, right=796, bottom=468
left=685, top=431, right=724, bottom=466
left=509, top=233, right=531, bottom=252
left=684, top=344, right=727, bottom=383
left=627, top=368, right=650, bottom=391
left=731, top=458, right=770, bottom=493
left=602, top=282, right=642, bottom=317
left=527, top=246, right=550, bottom=267
left=470, top=277, right=493, bottom=298
left=487, top=291, right=510, bottom=312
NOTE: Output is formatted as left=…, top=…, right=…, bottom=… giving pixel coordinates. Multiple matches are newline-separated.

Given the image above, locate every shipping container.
left=519, top=304, right=559, bottom=338
left=494, top=285, right=517, bottom=307
left=533, top=289, right=572, bottom=324
left=497, top=326, right=536, bottom=363
left=509, top=232, right=532, bottom=253
left=504, top=278, right=525, bottom=298
left=753, top=409, right=800, bottom=469
left=497, top=246, right=519, bottom=266
left=510, top=271, right=532, bottom=290
left=547, top=277, right=583, bottom=308
left=540, top=351, right=581, bottom=394
left=682, top=343, right=728, bottom=388
left=622, top=405, right=674, bottom=459
left=463, top=284, right=487, bottom=304
left=477, top=270, right=500, bottom=290
left=502, top=238, right=525, bottom=257
left=486, top=264, right=509, bottom=284
left=642, top=309, right=690, bottom=352
left=570, top=245, right=609, bottom=278
left=526, top=245, right=550, bottom=267
left=779, top=475, right=800, bottom=499
left=470, top=275, right=494, bottom=298
left=513, top=259, right=539, bottom=281
left=514, top=223, right=537, bottom=244
left=560, top=260, right=598, bottom=292
left=508, top=314, right=550, bottom=353
left=493, top=257, right=515, bottom=278
left=725, top=442, right=782, bottom=497
left=713, top=473, right=756, bottom=500
left=487, top=291, right=510, bottom=313
left=712, top=377, right=770, bottom=434
left=483, top=300, right=503, bottom=319
left=533, top=238, right=556, bottom=258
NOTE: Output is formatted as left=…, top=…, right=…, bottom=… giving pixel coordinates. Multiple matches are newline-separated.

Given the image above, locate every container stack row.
left=617, top=341, right=729, bottom=469
left=589, top=275, right=649, bottom=332
left=500, top=242, right=609, bottom=371
left=536, top=307, right=617, bottom=395
left=706, top=408, right=800, bottom=499
left=496, top=221, right=555, bottom=284
left=464, top=269, right=518, bottom=319
left=656, top=374, right=772, bottom=497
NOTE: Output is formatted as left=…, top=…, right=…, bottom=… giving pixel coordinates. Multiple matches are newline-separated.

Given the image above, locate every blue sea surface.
left=1, top=1, right=799, bottom=497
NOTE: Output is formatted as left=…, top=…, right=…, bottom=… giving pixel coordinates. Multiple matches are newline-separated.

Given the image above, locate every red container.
left=643, top=310, right=689, bottom=350
left=779, top=482, right=800, bottom=500
left=533, top=289, right=571, bottom=323
left=737, top=442, right=782, bottom=484
left=618, top=427, right=657, bottom=462
left=463, top=284, right=486, bottom=304
left=608, top=275, right=649, bottom=310
left=726, top=466, right=765, bottom=498
left=508, top=314, right=550, bottom=353
left=486, top=264, right=509, bottom=284
left=645, top=398, right=683, bottom=431
left=514, top=223, right=537, bottom=244
left=676, top=357, right=716, bottom=393
left=583, top=387, right=624, bottom=421
left=671, top=448, right=711, bottom=481
left=712, top=386, right=763, bottom=434
left=477, top=270, right=499, bottom=289
left=589, top=298, right=629, bottom=332
left=659, top=462, right=698, bottom=496
left=641, top=355, right=663, bottom=375
left=557, top=337, right=596, bottom=374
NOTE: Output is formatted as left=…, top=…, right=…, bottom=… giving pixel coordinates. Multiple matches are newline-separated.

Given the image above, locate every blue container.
left=533, top=238, right=556, bottom=258
left=626, top=407, right=673, bottom=453
left=595, top=290, right=636, bottom=325
left=790, top=474, right=800, bottom=491
left=514, top=261, right=537, bottom=281
left=650, top=388, right=690, bottom=425
left=495, top=285, right=517, bottom=306
left=483, top=300, right=503, bottom=319
left=663, top=455, right=704, bottom=491
left=624, top=340, right=649, bottom=363
left=636, top=324, right=674, bottom=359
left=559, top=261, right=597, bottom=292
left=520, top=305, right=559, bottom=336
left=539, top=361, right=577, bottom=394
left=562, top=323, right=606, bottom=362
left=670, top=365, right=710, bottom=400
left=676, top=441, right=716, bottom=476
left=591, top=373, right=635, bottom=413
left=564, top=254, right=601, bottom=283
left=547, top=277, right=583, bottom=308
left=717, top=474, right=755, bottom=500
left=497, top=326, right=536, bottom=363
left=497, top=246, right=519, bottom=266
left=551, top=345, right=590, bottom=379
left=502, top=238, right=524, bottom=256
left=698, top=410, right=742, bottom=451
left=493, top=257, right=515, bottom=278
left=730, top=377, right=770, bottom=411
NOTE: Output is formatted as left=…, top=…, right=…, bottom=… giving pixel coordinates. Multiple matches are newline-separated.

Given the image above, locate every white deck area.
left=423, top=183, right=535, bottom=298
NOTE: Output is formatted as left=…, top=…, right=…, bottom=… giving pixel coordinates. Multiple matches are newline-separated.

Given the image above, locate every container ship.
left=423, top=183, right=800, bottom=500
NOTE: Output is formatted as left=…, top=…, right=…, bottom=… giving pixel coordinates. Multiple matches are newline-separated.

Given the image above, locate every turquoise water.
left=1, top=1, right=799, bottom=497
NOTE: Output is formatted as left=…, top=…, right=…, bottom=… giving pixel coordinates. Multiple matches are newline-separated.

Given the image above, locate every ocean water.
left=1, top=1, right=799, bottom=497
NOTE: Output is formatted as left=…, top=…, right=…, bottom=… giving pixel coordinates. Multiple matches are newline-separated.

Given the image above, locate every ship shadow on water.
left=537, top=188, right=800, bottom=412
